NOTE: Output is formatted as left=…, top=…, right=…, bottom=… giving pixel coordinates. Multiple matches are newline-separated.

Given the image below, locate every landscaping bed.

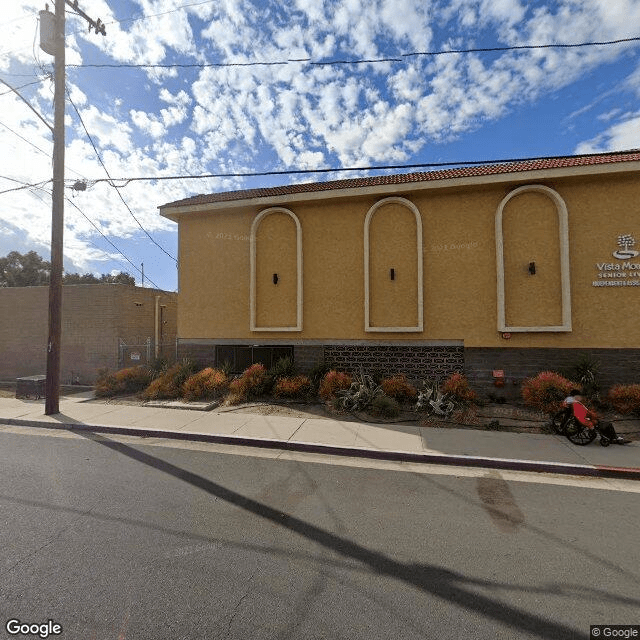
left=32, top=358, right=639, bottom=441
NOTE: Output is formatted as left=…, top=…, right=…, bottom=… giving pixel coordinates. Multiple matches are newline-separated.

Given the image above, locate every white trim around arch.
left=495, top=184, right=571, bottom=333
left=250, top=207, right=303, bottom=332
left=364, top=197, right=424, bottom=332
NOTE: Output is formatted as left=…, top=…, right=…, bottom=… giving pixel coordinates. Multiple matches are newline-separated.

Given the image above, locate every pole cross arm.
left=64, top=0, right=106, bottom=35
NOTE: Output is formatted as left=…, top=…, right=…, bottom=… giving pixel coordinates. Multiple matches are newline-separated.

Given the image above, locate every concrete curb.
left=4, top=417, right=640, bottom=481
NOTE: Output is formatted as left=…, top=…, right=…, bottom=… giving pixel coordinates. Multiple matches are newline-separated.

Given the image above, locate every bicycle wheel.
left=550, top=410, right=569, bottom=435
left=566, top=419, right=597, bottom=446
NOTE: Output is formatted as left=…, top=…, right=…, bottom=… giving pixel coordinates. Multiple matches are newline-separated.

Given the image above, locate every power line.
left=0, top=77, right=53, bottom=132
left=0, top=178, right=52, bottom=195
left=67, top=35, right=640, bottom=69
left=79, top=148, right=640, bottom=186
left=0, top=118, right=51, bottom=156
left=104, top=0, right=216, bottom=28
left=0, top=118, right=90, bottom=181
left=66, top=89, right=178, bottom=263
left=28, top=182, right=163, bottom=290
left=0, top=77, right=49, bottom=96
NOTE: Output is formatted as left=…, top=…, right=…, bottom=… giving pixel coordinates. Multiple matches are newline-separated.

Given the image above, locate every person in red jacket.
left=564, top=390, right=629, bottom=444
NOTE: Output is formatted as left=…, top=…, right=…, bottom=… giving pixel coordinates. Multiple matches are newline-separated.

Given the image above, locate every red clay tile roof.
left=159, top=150, right=640, bottom=209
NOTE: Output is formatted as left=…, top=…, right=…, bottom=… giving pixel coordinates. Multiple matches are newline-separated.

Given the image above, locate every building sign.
left=593, top=234, right=640, bottom=287
left=130, top=352, right=141, bottom=361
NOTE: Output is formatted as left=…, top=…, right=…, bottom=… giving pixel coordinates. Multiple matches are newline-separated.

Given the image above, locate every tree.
left=0, top=251, right=135, bottom=287
left=0, top=251, right=51, bottom=287
left=99, top=272, right=135, bottom=285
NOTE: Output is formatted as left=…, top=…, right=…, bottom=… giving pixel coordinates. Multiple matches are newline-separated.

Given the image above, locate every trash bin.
left=16, top=375, right=46, bottom=399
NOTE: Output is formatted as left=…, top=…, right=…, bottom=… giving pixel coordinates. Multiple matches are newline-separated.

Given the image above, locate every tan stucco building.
left=0, top=284, right=177, bottom=384
left=160, top=150, right=640, bottom=393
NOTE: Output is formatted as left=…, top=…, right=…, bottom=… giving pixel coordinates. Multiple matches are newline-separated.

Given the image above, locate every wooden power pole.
left=43, top=0, right=105, bottom=415
left=44, top=0, right=66, bottom=415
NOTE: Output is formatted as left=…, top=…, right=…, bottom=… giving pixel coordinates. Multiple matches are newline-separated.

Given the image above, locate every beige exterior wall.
left=0, top=285, right=177, bottom=383
left=175, top=171, right=640, bottom=349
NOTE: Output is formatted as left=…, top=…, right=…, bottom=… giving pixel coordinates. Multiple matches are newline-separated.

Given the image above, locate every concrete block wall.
left=464, top=347, right=640, bottom=400
left=293, top=345, right=324, bottom=373
left=0, top=285, right=177, bottom=384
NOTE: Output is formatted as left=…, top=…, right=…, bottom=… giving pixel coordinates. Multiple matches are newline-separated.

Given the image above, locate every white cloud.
left=4, top=0, right=640, bottom=291
left=575, top=113, right=640, bottom=153
left=130, top=109, right=166, bottom=138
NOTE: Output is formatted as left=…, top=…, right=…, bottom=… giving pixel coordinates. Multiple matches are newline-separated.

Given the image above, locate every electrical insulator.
left=39, top=8, right=56, bottom=56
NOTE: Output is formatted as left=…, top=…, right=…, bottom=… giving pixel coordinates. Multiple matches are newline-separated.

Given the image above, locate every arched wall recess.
left=495, top=184, right=571, bottom=332
left=250, top=207, right=303, bottom=331
left=364, top=197, right=424, bottom=332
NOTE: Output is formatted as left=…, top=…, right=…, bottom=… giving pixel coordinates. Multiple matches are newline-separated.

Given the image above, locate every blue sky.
left=1, top=0, right=640, bottom=292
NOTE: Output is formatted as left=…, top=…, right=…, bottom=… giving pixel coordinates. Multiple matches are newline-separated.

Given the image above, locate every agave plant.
left=336, top=371, right=383, bottom=412
left=415, top=380, right=455, bottom=416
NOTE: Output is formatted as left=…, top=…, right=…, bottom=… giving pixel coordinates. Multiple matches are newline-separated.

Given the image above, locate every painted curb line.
left=3, top=417, right=640, bottom=481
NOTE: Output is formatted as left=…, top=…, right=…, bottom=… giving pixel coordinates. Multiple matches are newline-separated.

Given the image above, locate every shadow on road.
left=78, top=431, right=593, bottom=640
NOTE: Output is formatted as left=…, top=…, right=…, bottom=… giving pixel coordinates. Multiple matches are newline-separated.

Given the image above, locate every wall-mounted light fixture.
left=390, top=268, right=395, bottom=280
left=528, top=261, right=536, bottom=275
left=273, top=273, right=278, bottom=285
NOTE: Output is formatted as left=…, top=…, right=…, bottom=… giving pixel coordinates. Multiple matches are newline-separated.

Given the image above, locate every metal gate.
left=118, top=337, right=176, bottom=368
left=118, top=337, right=152, bottom=368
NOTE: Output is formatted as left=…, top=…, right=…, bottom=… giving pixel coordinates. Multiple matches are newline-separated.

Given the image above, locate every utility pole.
left=42, top=0, right=105, bottom=415
left=44, top=0, right=66, bottom=415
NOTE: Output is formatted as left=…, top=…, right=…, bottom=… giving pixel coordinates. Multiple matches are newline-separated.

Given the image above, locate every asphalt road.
left=0, top=426, right=638, bottom=640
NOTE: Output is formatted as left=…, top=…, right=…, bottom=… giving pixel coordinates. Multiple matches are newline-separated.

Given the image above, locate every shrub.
left=521, top=371, right=576, bottom=413
left=226, top=363, right=268, bottom=403
left=95, top=366, right=153, bottom=397
left=415, top=380, right=455, bottom=416
left=258, top=357, right=297, bottom=396
left=371, top=394, right=400, bottom=418
left=273, top=375, right=312, bottom=399
left=141, top=359, right=197, bottom=400
left=319, top=370, right=353, bottom=400
left=335, top=372, right=382, bottom=412
left=381, top=374, right=417, bottom=402
left=441, top=372, right=477, bottom=405
left=561, top=353, right=601, bottom=400
left=182, top=368, right=228, bottom=401
left=309, top=360, right=332, bottom=390
left=269, top=356, right=295, bottom=380
left=607, top=384, right=640, bottom=415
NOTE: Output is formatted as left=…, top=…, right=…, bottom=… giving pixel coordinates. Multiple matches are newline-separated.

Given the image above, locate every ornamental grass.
left=141, top=360, right=197, bottom=401
left=182, top=368, right=228, bottom=401
left=226, top=363, right=268, bottom=403
left=381, top=374, right=417, bottom=402
left=441, top=372, right=477, bottom=404
left=607, top=383, right=640, bottom=415
left=521, top=371, right=576, bottom=413
left=273, top=375, right=312, bottom=399
left=318, top=370, right=353, bottom=400
left=95, top=366, right=153, bottom=397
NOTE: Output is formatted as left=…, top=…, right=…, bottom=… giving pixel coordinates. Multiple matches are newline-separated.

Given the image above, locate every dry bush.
left=521, top=371, right=576, bottom=413
left=95, top=366, right=152, bottom=397
left=182, top=368, right=228, bottom=401
left=318, top=370, right=352, bottom=400
left=607, top=383, right=640, bottom=414
left=381, top=374, right=417, bottom=402
left=273, top=375, right=312, bottom=399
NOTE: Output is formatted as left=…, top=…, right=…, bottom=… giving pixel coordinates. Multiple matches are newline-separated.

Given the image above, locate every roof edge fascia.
left=158, top=159, right=640, bottom=221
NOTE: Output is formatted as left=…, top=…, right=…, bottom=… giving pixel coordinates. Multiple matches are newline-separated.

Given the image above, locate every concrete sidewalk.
left=1, top=393, right=639, bottom=480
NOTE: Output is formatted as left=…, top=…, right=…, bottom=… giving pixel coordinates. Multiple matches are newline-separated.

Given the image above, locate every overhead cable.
left=80, top=148, right=640, bottom=186
left=67, top=35, right=640, bottom=69
left=66, top=89, right=178, bottom=263
left=29, top=184, right=162, bottom=289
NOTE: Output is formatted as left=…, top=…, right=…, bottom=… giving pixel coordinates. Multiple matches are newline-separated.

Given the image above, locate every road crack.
left=223, top=566, right=259, bottom=638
